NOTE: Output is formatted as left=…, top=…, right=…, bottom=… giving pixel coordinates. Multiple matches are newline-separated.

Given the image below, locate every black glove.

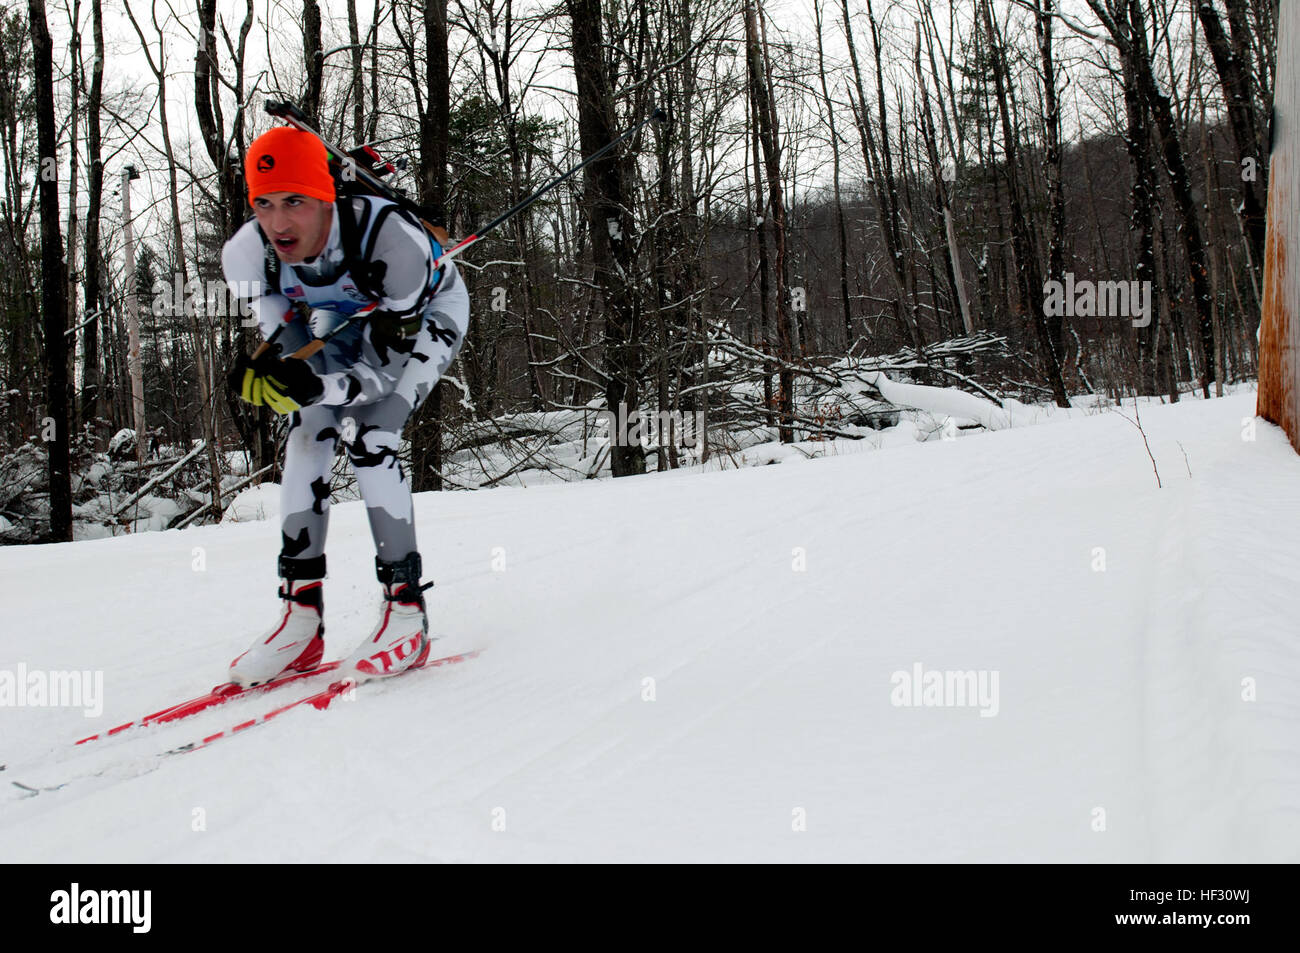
left=254, top=354, right=324, bottom=415
left=228, top=351, right=264, bottom=406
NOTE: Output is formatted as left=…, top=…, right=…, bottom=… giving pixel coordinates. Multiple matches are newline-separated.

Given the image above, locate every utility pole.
left=1258, top=0, right=1299, bottom=452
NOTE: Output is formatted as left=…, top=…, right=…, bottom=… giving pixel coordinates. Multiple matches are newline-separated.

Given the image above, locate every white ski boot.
left=344, top=553, right=434, bottom=679
left=229, top=556, right=327, bottom=687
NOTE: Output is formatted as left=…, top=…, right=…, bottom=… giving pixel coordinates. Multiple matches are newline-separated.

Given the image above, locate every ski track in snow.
left=1, top=391, right=1297, bottom=861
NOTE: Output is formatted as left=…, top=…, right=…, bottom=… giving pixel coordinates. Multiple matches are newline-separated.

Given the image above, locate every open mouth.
left=273, top=236, right=298, bottom=254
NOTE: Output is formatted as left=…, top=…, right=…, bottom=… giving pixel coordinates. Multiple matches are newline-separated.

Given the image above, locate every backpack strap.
left=349, top=200, right=445, bottom=334
left=360, top=203, right=446, bottom=300
left=337, top=195, right=388, bottom=302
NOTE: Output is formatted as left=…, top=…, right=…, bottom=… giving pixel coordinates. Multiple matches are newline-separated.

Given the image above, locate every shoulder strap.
left=337, top=195, right=387, bottom=301
left=336, top=195, right=367, bottom=264
left=361, top=202, right=445, bottom=299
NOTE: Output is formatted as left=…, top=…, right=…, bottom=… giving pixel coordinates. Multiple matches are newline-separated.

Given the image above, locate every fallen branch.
left=112, top=441, right=206, bottom=516
left=172, top=463, right=276, bottom=529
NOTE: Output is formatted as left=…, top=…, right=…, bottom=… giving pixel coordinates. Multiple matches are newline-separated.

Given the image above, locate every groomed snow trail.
left=1, top=392, right=1296, bottom=862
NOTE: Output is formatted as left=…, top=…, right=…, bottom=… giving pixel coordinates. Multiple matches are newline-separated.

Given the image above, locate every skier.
left=222, top=125, right=469, bottom=686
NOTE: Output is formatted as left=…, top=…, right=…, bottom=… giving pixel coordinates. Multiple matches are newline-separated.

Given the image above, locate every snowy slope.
left=1, top=391, right=1297, bottom=862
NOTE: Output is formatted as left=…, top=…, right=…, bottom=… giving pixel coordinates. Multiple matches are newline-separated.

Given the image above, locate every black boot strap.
left=279, top=553, right=326, bottom=581
left=279, top=581, right=323, bottom=610
left=385, top=581, right=433, bottom=602
left=376, top=552, right=427, bottom=588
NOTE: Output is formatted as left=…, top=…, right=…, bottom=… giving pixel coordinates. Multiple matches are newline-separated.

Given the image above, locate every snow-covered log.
left=862, top=370, right=1011, bottom=431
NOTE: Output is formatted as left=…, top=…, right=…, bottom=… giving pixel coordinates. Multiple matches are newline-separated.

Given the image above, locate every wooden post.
left=1257, top=0, right=1300, bottom=451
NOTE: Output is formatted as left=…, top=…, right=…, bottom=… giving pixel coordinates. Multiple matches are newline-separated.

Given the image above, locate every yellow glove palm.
left=228, top=352, right=323, bottom=414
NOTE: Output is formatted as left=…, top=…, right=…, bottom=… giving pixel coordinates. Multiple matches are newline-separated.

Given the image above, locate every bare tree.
left=81, top=0, right=106, bottom=424
left=346, top=0, right=366, bottom=143
left=843, top=0, right=924, bottom=354
left=813, top=0, right=855, bottom=348
left=30, top=0, right=72, bottom=540
left=408, top=0, right=452, bottom=492
left=302, top=1, right=324, bottom=125
left=1087, top=0, right=1219, bottom=399
left=124, top=0, right=225, bottom=517
left=981, top=0, right=1069, bottom=406
left=1196, top=0, right=1266, bottom=293
left=568, top=0, right=645, bottom=476
left=746, top=0, right=795, bottom=441
left=1033, top=0, right=1067, bottom=367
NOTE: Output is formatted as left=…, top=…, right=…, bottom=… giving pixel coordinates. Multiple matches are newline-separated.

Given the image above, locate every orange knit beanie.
left=245, top=126, right=336, bottom=205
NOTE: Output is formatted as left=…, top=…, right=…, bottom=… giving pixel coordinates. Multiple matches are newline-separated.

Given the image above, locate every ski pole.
left=446, top=104, right=669, bottom=265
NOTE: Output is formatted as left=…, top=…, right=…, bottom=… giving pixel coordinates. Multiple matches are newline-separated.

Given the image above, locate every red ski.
left=166, top=649, right=481, bottom=756
left=73, top=662, right=344, bottom=746
left=8, top=650, right=481, bottom=798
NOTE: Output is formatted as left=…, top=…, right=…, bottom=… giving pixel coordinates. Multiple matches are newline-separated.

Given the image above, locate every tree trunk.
left=568, top=0, right=645, bottom=476
left=1116, top=29, right=1161, bottom=395
left=30, top=0, right=72, bottom=541
left=81, top=0, right=104, bottom=426
left=302, top=1, right=323, bottom=127
left=120, top=169, right=146, bottom=476
left=751, top=92, right=774, bottom=430
left=1035, top=0, right=1067, bottom=363
left=347, top=0, right=365, bottom=144
left=677, top=0, right=706, bottom=462
left=194, top=0, right=249, bottom=241
left=410, top=0, right=451, bottom=494
left=368, top=0, right=381, bottom=141
left=65, top=0, right=81, bottom=435
left=197, top=0, right=272, bottom=477
left=746, top=0, right=794, bottom=442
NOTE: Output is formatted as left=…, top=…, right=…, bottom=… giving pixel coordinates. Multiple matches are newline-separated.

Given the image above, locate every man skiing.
left=222, top=124, right=469, bottom=687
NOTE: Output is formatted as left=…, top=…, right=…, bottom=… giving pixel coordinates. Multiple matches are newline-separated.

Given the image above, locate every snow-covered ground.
left=1, top=389, right=1297, bottom=862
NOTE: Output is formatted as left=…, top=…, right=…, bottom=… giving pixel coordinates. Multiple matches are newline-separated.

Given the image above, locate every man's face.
left=252, top=192, right=333, bottom=263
